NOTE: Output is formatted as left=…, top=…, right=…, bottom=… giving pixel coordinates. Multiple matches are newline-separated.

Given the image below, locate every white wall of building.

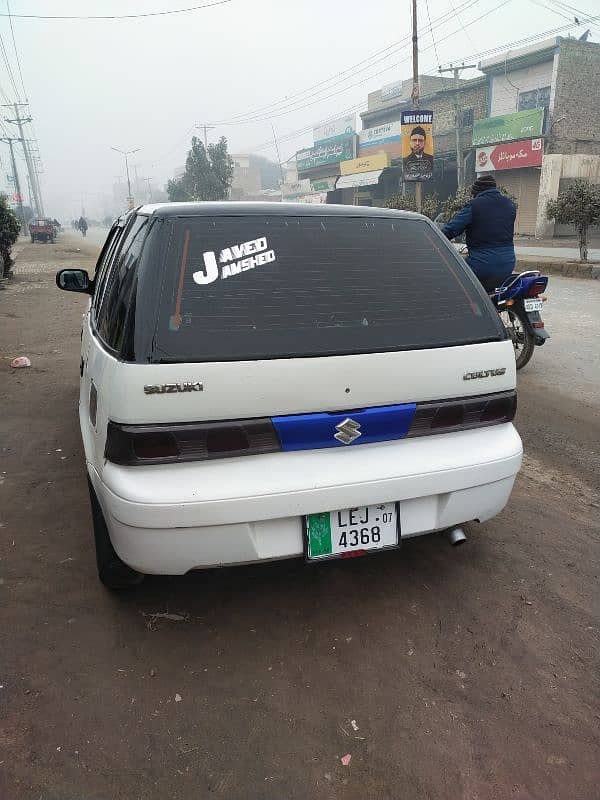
left=536, top=154, right=600, bottom=236
left=490, top=59, right=555, bottom=116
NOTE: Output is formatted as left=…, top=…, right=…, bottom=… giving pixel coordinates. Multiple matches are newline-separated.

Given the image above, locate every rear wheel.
left=87, top=477, right=144, bottom=590
left=498, top=305, right=535, bottom=370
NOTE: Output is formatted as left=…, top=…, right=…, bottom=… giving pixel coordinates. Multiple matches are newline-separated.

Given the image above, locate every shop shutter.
left=497, top=169, right=540, bottom=236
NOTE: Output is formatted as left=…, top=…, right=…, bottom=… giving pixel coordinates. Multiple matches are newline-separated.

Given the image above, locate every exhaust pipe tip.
left=446, top=527, right=467, bottom=546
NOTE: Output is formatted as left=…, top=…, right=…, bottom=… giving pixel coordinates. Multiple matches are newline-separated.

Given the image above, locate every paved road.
left=1, top=234, right=598, bottom=800
left=519, top=275, right=600, bottom=406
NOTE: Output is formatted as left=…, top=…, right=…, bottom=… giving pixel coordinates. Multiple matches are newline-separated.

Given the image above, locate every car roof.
left=136, top=201, right=425, bottom=221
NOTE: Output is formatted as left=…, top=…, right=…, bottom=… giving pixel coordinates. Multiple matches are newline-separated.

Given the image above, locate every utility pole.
left=144, top=176, right=153, bottom=202
left=438, top=64, right=477, bottom=189
left=3, top=103, right=44, bottom=216
left=196, top=123, right=215, bottom=148
left=411, top=0, right=422, bottom=213
left=111, top=146, right=140, bottom=209
left=1, top=137, right=25, bottom=225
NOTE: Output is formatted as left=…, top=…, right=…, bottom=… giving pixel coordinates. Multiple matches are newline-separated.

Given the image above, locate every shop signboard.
left=313, top=115, right=356, bottom=146
left=296, top=135, right=355, bottom=172
left=476, top=138, right=544, bottom=171
left=358, top=120, right=403, bottom=157
left=401, top=110, right=434, bottom=182
left=281, top=178, right=312, bottom=199
left=340, top=152, right=390, bottom=176
left=310, top=176, right=337, bottom=192
left=472, top=108, right=544, bottom=147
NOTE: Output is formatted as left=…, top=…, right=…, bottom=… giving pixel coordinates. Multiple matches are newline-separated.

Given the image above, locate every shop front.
left=295, top=133, right=357, bottom=205
left=475, top=137, right=544, bottom=235
left=473, top=110, right=545, bottom=235
left=336, top=153, right=394, bottom=206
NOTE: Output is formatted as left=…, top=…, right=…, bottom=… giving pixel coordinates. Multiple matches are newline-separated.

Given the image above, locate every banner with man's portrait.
left=401, top=110, right=434, bottom=182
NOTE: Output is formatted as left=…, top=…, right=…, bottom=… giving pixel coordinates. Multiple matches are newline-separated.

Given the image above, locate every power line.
left=435, top=12, right=600, bottom=69
left=249, top=13, right=599, bottom=158
left=0, top=0, right=234, bottom=20
left=448, top=0, right=477, bottom=49
left=210, top=0, right=482, bottom=126
left=220, top=0, right=512, bottom=127
left=425, top=0, right=440, bottom=67
left=6, top=1, right=28, bottom=100
left=0, top=31, right=19, bottom=99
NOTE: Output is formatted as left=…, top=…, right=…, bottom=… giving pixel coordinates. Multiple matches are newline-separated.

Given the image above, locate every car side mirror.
left=56, top=268, right=93, bottom=294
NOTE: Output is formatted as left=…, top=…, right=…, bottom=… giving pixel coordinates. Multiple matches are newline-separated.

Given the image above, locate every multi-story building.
left=477, top=36, right=600, bottom=236
left=230, top=153, right=262, bottom=200
left=353, top=74, right=488, bottom=205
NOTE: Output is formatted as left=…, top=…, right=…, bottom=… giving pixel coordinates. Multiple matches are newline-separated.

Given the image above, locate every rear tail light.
left=406, top=391, right=516, bottom=438
left=105, top=391, right=517, bottom=466
left=527, top=280, right=547, bottom=297
left=105, top=419, right=281, bottom=466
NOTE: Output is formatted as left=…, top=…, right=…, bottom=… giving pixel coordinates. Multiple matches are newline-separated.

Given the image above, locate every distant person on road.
left=442, top=174, right=517, bottom=292
left=402, top=126, right=434, bottom=180
left=78, top=216, right=88, bottom=238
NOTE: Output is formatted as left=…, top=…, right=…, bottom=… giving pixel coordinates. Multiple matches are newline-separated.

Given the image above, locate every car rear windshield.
left=146, top=214, right=503, bottom=363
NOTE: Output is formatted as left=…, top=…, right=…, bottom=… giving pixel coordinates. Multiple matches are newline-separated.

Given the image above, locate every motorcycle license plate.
left=305, top=503, right=399, bottom=561
left=524, top=299, right=543, bottom=312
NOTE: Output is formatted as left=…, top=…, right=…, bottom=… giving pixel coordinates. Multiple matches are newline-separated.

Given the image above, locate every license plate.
left=305, top=503, right=399, bottom=561
left=524, top=299, right=543, bottom=312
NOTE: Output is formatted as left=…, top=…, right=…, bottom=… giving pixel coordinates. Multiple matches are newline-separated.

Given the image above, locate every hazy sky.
left=2, top=0, right=597, bottom=219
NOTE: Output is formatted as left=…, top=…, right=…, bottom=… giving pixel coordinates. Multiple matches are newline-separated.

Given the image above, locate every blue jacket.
left=442, top=188, right=516, bottom=279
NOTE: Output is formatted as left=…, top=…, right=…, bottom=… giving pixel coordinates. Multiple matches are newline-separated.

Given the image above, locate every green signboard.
left=296, top=135, right=355, bottom=172
left=472, top=108, right=544, bottom=147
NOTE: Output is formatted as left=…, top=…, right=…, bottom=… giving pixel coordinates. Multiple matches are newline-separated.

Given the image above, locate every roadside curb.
left=516, top=258, right=600, bottom=280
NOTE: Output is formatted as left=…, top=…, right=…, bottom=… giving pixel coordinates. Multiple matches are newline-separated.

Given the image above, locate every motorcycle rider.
left=442, top=174, right=516, bottom=291
left=78, top=215, right=88, bottom=238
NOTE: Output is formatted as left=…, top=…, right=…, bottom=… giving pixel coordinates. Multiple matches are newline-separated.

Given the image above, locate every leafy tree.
left=546, top=178, right=600, bottom=262
left=167, top=136, right=234, bottom=202
left=421, top=191, right=440, bottom=220
left=385, top=191, right=439, bottom=220
left=384, top=193, right=417, bottom=213
left=0, top=194, right=21, bottom=278
left=439, top=184, right=517, bottom=224
left=440, top=187, right=472, bottom=223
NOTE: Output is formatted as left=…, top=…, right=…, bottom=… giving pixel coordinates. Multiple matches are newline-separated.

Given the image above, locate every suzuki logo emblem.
left=334, top=418, right=362, bottom=445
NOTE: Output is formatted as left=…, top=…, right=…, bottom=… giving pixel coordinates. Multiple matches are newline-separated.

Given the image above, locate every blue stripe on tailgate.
left=272, top=403, right=417, bottom=452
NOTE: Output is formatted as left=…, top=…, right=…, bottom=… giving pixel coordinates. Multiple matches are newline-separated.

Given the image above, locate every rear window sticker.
left=193, top=235, right=276, bottom=285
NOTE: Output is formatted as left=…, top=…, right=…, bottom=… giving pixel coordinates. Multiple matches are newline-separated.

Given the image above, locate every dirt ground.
left=1, top=233, right=598, bottom=800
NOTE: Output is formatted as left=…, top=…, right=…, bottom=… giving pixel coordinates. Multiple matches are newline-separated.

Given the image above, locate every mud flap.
left=525, top=309, right=550, bottom=345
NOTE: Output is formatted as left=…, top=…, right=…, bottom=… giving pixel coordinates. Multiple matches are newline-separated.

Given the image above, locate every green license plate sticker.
left=306, top=504, right=398, bottom=560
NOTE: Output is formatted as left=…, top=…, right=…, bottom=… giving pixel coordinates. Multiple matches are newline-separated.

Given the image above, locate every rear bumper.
left=89, top=424, right=522, bottom=574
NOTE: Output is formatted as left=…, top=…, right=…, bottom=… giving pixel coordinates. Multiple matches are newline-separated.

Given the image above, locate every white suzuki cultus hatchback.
left=57, top=203, right=522, bottom=589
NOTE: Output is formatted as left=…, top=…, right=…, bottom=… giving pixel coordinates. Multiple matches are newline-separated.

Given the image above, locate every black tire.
left=87, top=477, right=144, bottom=590
left=499, top=305, right=535, bottom=370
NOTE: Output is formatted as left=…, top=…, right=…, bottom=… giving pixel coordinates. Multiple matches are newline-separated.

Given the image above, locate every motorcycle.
left=488, top=270, right=550, bottom=370
left=453, top=244, right=550, bottom=369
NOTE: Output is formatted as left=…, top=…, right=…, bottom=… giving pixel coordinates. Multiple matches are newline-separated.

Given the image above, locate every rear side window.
left=148, top=215, right=503, bottom=363
left=92, top=224, right=126, bottom=315
left=96, top=216, right=148, bottom=356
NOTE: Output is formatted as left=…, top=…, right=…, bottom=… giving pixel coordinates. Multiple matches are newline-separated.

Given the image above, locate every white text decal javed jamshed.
left=192, top=236, right=275, bottom=285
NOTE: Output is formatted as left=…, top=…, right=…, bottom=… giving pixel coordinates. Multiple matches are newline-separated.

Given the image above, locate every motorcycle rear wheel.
left=498, top=306, right=535, bottom=370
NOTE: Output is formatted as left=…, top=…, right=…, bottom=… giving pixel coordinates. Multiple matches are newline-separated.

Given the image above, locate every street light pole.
left=111, top=146, right=140, bottom=209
